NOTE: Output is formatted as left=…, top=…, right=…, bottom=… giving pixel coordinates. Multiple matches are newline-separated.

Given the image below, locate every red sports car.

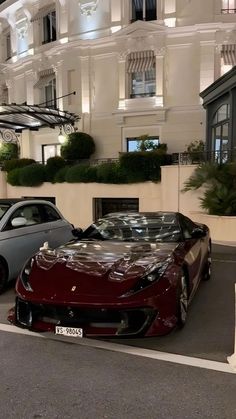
left=9, top=212, right=211, bottom=338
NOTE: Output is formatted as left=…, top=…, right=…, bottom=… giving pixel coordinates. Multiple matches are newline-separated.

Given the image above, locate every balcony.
left=221, top=8, right=236, bottom=13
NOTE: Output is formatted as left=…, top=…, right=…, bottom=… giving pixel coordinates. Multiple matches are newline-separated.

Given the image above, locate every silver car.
left=0, top=198, right=75, bottom=293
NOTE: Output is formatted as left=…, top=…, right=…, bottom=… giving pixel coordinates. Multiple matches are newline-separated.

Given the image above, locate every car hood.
left=35, top=240, right=177, bottom=279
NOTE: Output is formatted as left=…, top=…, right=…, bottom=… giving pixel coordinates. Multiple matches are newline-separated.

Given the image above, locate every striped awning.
left=31, top=4, right=55, bottom=22
left=221, top=44, right=236, bottom=66
left=127, top=50, right=155, bottom=73
left=34, top=69, right=55, bottom=89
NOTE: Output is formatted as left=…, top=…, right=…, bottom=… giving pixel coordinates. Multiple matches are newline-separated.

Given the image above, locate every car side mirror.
left=72, top=227, right=83, bottom=239
left=11, top=217, right=27, bottom=227
left=191, top=227, right=206, bottom=239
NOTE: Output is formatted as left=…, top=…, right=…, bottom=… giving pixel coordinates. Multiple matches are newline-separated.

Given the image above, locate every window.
left=127, top=136, right=159, bottom=152
left=34, top=69, right=56, bottom=107
left=221, top=44, right=236, bottom=75
left=42, top=204, right=61, bottom=222
left=5, top=205, right=42, bottom=229
left=127, top=50, right=156, bottom=98
left=0, top=84, right=8, bottom=104
left=42, top=144, right=61, bottom=163
left=94, top=198, right=139, bottom=220
left=4, top=203, right=61, bottom=230
left=221, top=0, right=236, bottom=13
left=131, top=0, right=157, bottom=21
left=6, top=32, right=11, bottom=60
left=43, top=10, right=56, bottom=44
left=211, top=104, right=230, bottom=163
left=44, top=77, right=57, bottom=108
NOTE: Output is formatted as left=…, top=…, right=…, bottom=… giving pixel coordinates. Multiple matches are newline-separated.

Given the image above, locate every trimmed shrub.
left=119, top=151, right=172, bottom=182
left=0, top=143, right=19, bottom=161
left=45, top=156, right=66, bottom=182
left=54, top=166, right=70, bottom=183
left=61, top=132, right=95, bottom=161
left=2, top=158, right=36, bottom=173
left=96, top=162, right=128, bottom=184
left=7, top=168, right=22, bottom=186
left=66, top=164, right=98, bottom=183
left=19, top=164, right=46, bottom=186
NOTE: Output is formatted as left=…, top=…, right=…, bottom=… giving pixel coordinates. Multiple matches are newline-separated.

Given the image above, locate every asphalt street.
left=0, top=244, right=235, bottom=418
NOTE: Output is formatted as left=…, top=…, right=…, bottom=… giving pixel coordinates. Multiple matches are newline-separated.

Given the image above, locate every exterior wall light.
left=58, top=126, right=66, bottom=144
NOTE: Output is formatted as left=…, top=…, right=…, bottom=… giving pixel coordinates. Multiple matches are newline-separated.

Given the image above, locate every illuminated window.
left=211, top=104, right=230, bottom=163
left=127, top=136, right=159, bottom=152
left=221, top=0, right=236, bottom=13
left=42, top=144, right=61, bottom=163
left=44, top=78, right=57, bottom=108
left=127, top=51, right=156, bottom=98
left=131, top=0, right=157, bottom=22
left=34, top=70, right=57, bottom=108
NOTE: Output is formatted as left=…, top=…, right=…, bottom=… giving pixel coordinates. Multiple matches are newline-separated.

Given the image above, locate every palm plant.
left=183, top=162, right=236, bottom=216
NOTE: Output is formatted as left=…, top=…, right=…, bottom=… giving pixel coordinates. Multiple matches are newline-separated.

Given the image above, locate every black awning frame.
left=0, top=103, right=80, bottom=133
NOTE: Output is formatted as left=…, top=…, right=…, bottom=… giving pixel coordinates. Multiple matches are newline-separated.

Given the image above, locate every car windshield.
left=0, top=203, right=11, bottom=220
left=81, top=213, right=182, bottom=243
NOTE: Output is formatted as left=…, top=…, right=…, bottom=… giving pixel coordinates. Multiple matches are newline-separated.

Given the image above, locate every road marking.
left=0, top=323, right=235, bottom=374
left=212, top=259, right=236, bottom=263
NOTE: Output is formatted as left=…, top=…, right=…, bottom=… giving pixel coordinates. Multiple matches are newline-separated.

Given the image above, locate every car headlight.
left=121, top=259, right=171, bottom=298
left=20, top=258, right=34, bottom=292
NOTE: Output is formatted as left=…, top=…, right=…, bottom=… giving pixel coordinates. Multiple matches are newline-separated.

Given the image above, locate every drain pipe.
left=227, top=283, right=236, bottom=372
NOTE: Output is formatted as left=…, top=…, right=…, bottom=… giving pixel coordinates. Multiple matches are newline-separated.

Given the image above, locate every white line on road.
left=0, top=323, right=235, bottom=375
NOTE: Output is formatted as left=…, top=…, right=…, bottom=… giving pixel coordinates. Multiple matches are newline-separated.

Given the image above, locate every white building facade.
left=0, top=0, right=235, bottom=162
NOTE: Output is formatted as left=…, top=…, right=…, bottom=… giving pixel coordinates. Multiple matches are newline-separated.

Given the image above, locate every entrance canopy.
left=0, top=103, right=79, bottom=133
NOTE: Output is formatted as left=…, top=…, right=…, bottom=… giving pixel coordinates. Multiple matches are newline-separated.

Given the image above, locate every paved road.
left=0, top=245, right=235, bottom=419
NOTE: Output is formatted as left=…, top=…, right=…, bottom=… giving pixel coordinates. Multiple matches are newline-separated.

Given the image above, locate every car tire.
left=177, top=272, right=188, bottom=328
left=202, top=246, right=212, bottom=281
left=0, top=260, right=8, bottom=294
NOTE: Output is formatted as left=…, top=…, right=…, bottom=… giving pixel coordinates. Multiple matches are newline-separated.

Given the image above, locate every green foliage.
left=0, top=143, right=19, bottom=161
left=7, top=168, right=22, bottom=186
left=19, top=164, right=46, bottom=187
left=183, top=162, right=236, bottom=216
left=66, top=164, right=98, bottom=183
left=2, top=158, right=36, bottom=173
left=183, top=163, right=219, bottom=191
left=45, top=156, right=66, bottom=183
left=119, top=151, right=172, bottom=182
left=200, top=183, right=236, bottom=216
left=54, top=166, right=70, bottom=183
left=60, top=132, right=95, bottom=161
left=186, top=140, right=205, bottom=163
left=136, top=134, right=167, bottom=152
left=96, top=162, right=128, bottom=184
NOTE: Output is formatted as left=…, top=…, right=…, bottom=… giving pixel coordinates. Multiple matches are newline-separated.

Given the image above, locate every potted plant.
left=186, top=140, right=205, bottom=164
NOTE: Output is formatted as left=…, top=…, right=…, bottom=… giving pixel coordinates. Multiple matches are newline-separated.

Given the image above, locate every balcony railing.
left=221, top=8, right=236, bottom=13
left=171, top=150, right=235, bottom=165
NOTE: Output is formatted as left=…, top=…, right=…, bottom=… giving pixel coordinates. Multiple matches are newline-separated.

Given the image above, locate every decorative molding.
left=0, top=129, right=20, bottom=144
left=78, top=1, right=99, bottom=17
left=16, top=17, right=28, bottom=40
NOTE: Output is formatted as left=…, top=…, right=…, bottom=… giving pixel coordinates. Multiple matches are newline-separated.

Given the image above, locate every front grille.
left=16, top=298, right=156, bottom=336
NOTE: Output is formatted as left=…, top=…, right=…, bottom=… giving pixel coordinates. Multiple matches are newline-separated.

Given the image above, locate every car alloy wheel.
left=178, top=273, right=188, bottom=327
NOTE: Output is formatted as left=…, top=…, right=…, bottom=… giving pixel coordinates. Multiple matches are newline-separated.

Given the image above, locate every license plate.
left=55, top=326, right=83, bottom=338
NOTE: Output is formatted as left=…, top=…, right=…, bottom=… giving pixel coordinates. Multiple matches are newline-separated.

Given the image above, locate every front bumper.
left=14, top=297, right=158, bottom=337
